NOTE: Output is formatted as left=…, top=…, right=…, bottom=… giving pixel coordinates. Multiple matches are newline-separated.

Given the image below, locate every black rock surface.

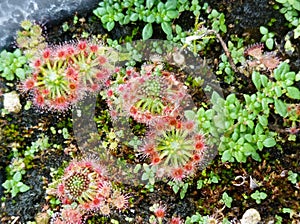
left=0, top=0, right=99, bottom=50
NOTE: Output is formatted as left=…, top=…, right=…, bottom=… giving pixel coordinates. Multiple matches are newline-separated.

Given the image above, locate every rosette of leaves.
left=93, top=0, right=186, bottom=40
left=107, top=66, right=189, bottom=124
left=20, top=41, right=112, bottom=111
left=16, top=20, right=47, bottom=59
left=140, top=117, right=213, bottom=181
left=56, top=159, right=108, bottom=206
left=0, top=49, right=30, bottom=81
left=50, top=158, right=129, bottom=220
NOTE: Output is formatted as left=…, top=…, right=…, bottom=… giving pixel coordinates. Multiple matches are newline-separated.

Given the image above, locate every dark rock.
left=0, top=0, right=99, bottom=50
left=208, top=0, right=287, bottom=40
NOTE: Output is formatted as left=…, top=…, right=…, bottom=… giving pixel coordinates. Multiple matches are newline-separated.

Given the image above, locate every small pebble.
left=240, top=208, right=261, bottom=224
left=3, top=91, right=22, bottom=113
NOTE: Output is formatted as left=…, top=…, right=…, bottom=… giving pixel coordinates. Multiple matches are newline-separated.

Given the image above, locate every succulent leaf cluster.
left=16, top=20, right=47, bottom=59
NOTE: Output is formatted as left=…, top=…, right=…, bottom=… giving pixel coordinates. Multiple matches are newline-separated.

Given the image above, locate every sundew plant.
left=0, top=0, right=300, bottom=223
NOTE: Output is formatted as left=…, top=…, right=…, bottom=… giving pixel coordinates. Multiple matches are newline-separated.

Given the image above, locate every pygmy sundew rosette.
left=107, top=67, right=190, bottom=124
left=51, top=206, right=85, bottom=224
left=20, top=40, right=113, bottom=111
left=56, top=159, right=108, bottom=206
left=52, top=158, right=129, bottom=220
left=140, top=117, right=212, bottom=181
left=244, top=43, right=280, bottom=70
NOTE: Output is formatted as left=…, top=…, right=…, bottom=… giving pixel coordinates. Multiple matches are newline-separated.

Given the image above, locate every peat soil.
left=0, top=0, right=300, bottom=223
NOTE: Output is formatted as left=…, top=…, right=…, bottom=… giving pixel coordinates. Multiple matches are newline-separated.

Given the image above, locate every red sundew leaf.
left=195, top=134, right=204, bottom=141
left=66, top=46, right=75, bottom=56
left=195, top=141, right=205, bottom=151
left=168, top=118, right=177, bottom=126
left=184, top=120, right=195, bottom=131
left=90, top=45, right=98, bottom=53
left=57, top=49, right=66, bottom=58
left=92, top=197, right=102, bottom=207
left=151, top=155, right=161, bottom=165
left=141, top=144, right=156, bottom=157
left=33, top=94, right=45, bottom=107
left=112, top=192, right=129, bottom=210
left=98, top=55, right=107, bottom=65
left=169, top=217, right=183, bottom=224
left=96, top=71, right=108, bottom=80
left=51, top=96, right=69, bottom=111
left=66, top=67, right=78, bottom=79
left=42, top=89, right=50, bottom=95
left=23, top=79, right=35, bottom=90
left=260, top=54, right=280, bottom=70
left=42, top=49, right=51, bottom=59
left=184, top=162, right=194, bottom=172
left=176, top=121, right=182, bottom=129
left=78, top=41, right=87, bottom=51
left=192, top=153, right=202, bottom=162
left=244, top=43, right=264, bottom=58
left=34, top=59, right=42, bottom=68
left=69, top=82, right=78, bottom=91
left=154, top=206, right=166, bottom=219
left=130, top=106, right=138, bottom=115
left=171, top=168, right=185, bottom=181
left=56, top=183, right=65, bottom=198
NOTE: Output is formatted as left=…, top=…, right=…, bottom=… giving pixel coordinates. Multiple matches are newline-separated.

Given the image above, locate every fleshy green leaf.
left=11, top=186, right=19, bottom=198
left=142, top=23, right=153, bottom=40
left=258, top=115, right=268, bottom=126
left=221, top=150, right=233, bottom=162
left=252, top=71, right=261, bottom=90
left=255, top=123, right=264, bottom=135
left=184, top=110, right=196, bottom=120
left=286, top=87, right=300, bottom=99
left=260, top=74, right=269, bottom=87
left=235, top=150, right=246, bottom=163
left=2, top=180, right=12, bottom=190
left=13, top=172, right=22, bottom=182
left=19, top=184, right=30, bottom=192
left=167, top=10, right=179, bottom=19
left=106, top=21, right=115, bottom=31
left=296, top=72, right=300, bottom=81
left=274, top=62, right=290, bottom=81
left=147, top=14, right=155, bottom=23
left=274, top=99, right=287, bottom=117
left=263, top=137, right=276, bottom=147
left=275, top=0, right=287, bottom=3
left=146, top=0, right=155, bottom=9
left=165, top=0, right=177, bottom=10
left=274, top=86, right=282, bottom=97
left=293, top=0, right=300, bottom=11
left=260, top=26, right=268, bottom=35
left=266, top=38, right=274, bottom=49
left=101, top=15, right=110, bottom=23
left=161, top=22, right=172, bottom=36
left=16, top=68, right=25, bottom=80
left=130, top=13, right=139, bottom=21
left=285, top=71, right=296, bottom=81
